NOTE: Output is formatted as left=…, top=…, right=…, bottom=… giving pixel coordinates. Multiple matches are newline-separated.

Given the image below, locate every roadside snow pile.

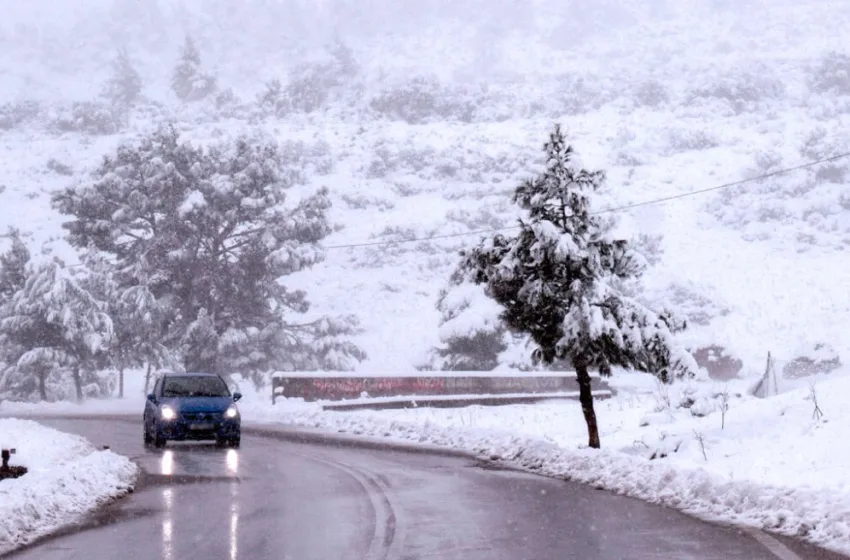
left=249, top=371, right=850, bottom=555
left=0, top=418, right=138, bottom=554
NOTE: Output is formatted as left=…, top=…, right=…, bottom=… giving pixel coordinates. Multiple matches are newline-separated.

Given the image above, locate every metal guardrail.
left=271, top=373, right=611, bottom=405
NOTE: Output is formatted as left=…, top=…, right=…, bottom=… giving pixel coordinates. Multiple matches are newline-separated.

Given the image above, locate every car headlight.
left=160, top=406, right=177, bottom=420
left=225, top=405, right=239, bottom=419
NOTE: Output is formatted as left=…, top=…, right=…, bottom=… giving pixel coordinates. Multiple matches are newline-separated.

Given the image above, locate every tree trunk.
left=144, top=362, right=153, bottom=394
left=72, top=366, right=83, bottom=404
left=118, top=365, right=125, bottom=399
left=575, top=360, right=600, bottom=449
left=38, top=372, right=47, bottom=401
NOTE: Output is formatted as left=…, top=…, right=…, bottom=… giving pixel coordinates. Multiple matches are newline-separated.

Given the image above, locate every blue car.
left=143, top=372, right=242, bottom=448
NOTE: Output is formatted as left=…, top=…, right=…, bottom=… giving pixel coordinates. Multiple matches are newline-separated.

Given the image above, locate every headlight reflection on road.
left=226, top=449, right=239, bottom=474
left=230, top=481, right=239, bottom=560
left=161, top=450, right=174, bottom=476
left=162, top=487, right=174, bottom=560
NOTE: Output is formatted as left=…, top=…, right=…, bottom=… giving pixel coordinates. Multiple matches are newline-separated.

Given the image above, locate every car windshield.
left=162, top=376, right=230, bottom=398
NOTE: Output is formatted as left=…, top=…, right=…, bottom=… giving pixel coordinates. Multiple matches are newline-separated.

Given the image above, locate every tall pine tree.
left=457, top=124, right=696, bottom=448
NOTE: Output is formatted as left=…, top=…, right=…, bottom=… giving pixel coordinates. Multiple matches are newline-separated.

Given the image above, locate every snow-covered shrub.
left=369, top=75, right=475, bottom=124
left=277, top=139, right=333, bottom=177
left=390, top=181, right=423, bottom=197
left=664, top=127, right=719, bottom=154
left=339, top=193, right=395, bottom=211
left=782, top=343, right=841, bottom=379
left=0, top=100, right=40, bottom=131
left=46, top=158, right=73, bottom=176
left=257, top=44, right=360, bottom=116
left=632, top=80, right=670, bottom=109
left=658, top=282, right=729, bottom=327
left=365, top=142, right=437, bottom=178
left=809, top=51, right=850, bottom=95
left=691, top=345, right=743, bottom=380
left=555, top=73, right=616, bottom=115
left=632, top=233, right=664, bottom=266
left=445, top=206, right=511, bottom=232
left=685, top=67, right=785, bottom=113
left=256, top=79, right=287, bottom=117
left=50, top=101, right=120, bottom=135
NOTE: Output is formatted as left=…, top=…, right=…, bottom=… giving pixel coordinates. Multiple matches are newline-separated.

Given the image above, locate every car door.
left=145, top=377, right=162, bottom=427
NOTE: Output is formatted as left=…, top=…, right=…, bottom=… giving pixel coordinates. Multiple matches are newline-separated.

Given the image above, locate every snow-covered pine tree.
left=171, top=36, right=217, bottom=102
left=101, top=49, right=143, bottom=109
left=182, top=308, right=219, bottom=374
left=0, top=228, right=29, bottom=303
left=83, top=252, right=171, bottom=397
left=428, top=270, right=508, bottom=371
left=457, top=124, right=697, bottom=448
left=53, top=126, right=365, bottom=376
left=0, top=230, right=31, bottom=400
left=0, top=261, right=112, bottom=402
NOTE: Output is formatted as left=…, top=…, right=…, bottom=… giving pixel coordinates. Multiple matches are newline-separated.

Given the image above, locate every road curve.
left=3, top=417, right=846, bottom=560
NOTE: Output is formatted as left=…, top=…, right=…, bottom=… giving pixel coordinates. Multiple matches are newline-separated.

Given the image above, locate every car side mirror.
left=232, top=392, right=242, bottom=402
left=146, top=393, right=156, bottom=403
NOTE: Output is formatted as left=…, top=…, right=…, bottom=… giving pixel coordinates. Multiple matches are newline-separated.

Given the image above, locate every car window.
left=162, top=376, right=230, bottom=398
left=153, top=378, right=162, bottom=397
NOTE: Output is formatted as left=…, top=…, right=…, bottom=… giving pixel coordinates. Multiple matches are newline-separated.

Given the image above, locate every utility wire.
left=324, top=150, right=850, bottom=250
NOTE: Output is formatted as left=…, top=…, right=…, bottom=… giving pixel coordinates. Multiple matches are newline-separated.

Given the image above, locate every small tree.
left=0, top=261, right=112, bottom=402
left=457, top=124, right=696, bottom=448
left=428, top=273, right=508, bottom=371
left=101, top=49, right=143, bottom=109
left=0, top=229, right=29, bottom=303
left=171, top=36, right=216, bottom=102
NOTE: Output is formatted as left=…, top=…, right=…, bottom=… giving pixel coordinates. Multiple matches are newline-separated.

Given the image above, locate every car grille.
left=181, top=412, right=223, bottom=422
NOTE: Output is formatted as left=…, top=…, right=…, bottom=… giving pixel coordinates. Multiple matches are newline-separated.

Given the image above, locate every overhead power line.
left=324, top=150, right=850, bottom=250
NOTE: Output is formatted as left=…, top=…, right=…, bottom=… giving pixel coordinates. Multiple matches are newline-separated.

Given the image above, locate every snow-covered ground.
left=0, top=418, right=138, bottom=554
left=3, top=368, right=848, bottom=554
left=239, top=371, right=850, bottom=555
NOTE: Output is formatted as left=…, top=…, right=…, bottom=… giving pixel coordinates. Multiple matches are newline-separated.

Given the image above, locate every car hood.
left=160, top=396, right=233, bottom=413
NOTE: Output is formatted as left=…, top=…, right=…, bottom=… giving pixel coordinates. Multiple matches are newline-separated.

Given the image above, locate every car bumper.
left=157, top=418, right=240, bottom=441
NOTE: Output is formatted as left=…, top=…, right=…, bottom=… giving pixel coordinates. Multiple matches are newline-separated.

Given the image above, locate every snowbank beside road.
left=244, top=371, right=850, bottom=556
left=0, top=418, right=138, bottom=554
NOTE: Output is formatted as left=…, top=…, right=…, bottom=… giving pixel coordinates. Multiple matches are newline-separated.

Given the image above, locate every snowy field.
left=0, top=418, right=138, bottom=554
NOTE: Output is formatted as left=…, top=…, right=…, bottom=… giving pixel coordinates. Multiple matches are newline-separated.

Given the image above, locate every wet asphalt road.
left=4, top=417, right=847, bottom=560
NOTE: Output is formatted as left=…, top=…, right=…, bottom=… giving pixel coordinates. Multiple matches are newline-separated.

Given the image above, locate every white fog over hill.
left=1, top=0, right=849, bottom=375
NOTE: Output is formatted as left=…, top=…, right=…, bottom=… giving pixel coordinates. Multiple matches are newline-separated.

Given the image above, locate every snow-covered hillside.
left=1, top=0, right=849, bottom=378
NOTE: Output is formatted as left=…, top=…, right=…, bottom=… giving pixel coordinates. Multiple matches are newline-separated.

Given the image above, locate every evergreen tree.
left=457, top=124, right=697, bottom=448
left=171, top=36, right=217, bottom=102
left=101, top=49, right=143, bottom=109
left=0, top=228, right=29, bottom=303
left=54, top=126, right=364, bottom=375
left=429, top=272, right=508, bottom=371
left=82, top=252, right=171, bottom=397
left=0, top=261, right=112, bottom=402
